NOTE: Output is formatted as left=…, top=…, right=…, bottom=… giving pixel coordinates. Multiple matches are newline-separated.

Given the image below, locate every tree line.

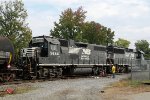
left=0, top=0, right=32, bottom=57
left=50, top=7, right=115, bottom=46
left=0, top=0, right=150, bottom=59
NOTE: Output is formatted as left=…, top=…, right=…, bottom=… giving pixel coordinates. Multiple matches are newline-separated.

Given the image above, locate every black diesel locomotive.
left=19, top=36, right=143, bottom=79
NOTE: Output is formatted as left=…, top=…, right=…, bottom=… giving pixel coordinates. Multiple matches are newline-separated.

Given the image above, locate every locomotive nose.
left=21, top=47, right=40, bottom=58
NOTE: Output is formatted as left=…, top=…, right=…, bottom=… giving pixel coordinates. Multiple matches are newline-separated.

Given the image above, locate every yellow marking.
left=8, top=53, right=12, bottom=64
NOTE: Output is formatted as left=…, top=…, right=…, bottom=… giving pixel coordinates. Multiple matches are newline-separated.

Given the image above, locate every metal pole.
left=149, top=60, right=150, bottom=80
left=131, top=58, right=132, bottom=81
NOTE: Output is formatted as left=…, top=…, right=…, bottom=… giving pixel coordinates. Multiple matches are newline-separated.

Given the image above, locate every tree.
left=82, top=21, right=114, bottom=45
left=82, top=21, right=103, bottom=45
left=135, top=40, right=149, bottom=52
left=0, top=0, right=32, bottom=56
left=50, top=7, right=115, bottom=45
left=51, top=7, right=86, bottom=41
left=82, top=21, right=101, bottom=44
left=115, top=38, right=130, bottom=48
left=105, top=27, right=115, bottom=45
left=135, top=40, right=150, bottom=59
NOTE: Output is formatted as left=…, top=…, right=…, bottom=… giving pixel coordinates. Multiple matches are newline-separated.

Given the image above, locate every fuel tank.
left=63, top=67, right=93, bottom=75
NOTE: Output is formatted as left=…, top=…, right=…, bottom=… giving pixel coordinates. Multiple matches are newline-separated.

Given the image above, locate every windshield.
left=30, top=43, right=44, bottom=48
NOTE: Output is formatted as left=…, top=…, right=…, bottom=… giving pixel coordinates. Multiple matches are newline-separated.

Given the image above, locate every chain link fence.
left=131, top=59, right=150, bottom=81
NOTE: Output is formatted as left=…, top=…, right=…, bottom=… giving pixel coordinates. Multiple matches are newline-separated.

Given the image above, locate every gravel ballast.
left=0, top=74, right=129, bottom=100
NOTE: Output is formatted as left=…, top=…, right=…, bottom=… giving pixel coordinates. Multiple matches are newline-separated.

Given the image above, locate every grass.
left=111, top=78, right=150, bottom=88
left=109, top=78, right=150, bottom=94
left=14, top=86, right=36, bottom=94
left=130, top=80, right=142, bottom=87
left=141, top=80, right=150, bottom=83
left=101, top=79, right=150, bottom=100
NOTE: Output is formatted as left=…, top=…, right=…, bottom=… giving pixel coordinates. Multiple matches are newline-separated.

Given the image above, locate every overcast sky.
left=3, top=0, right=150, bottom=48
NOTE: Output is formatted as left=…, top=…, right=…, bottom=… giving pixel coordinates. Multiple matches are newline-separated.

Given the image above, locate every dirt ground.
left=0, top=75, right=129, bottom=100
left=0, top=75, right=150, bottom=100
left=100, top=79, right=150, bottom=100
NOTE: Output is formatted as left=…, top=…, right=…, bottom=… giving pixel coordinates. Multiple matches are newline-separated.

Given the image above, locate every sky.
left=2, top=0, right=150, bottom=48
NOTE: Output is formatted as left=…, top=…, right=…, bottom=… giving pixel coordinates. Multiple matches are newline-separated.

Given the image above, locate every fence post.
left=131, top=58, right=132, bottom=81
left=149, top=61, right=150, bottom=80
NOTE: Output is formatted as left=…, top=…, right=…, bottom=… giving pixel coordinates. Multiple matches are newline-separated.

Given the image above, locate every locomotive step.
left=30, top=72, right=34, bottom=74
left=31, top=76, right=37, bottom=79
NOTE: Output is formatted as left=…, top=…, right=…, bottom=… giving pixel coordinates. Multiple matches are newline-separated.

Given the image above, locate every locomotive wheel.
left=56, top=68, right=62, bottom=78
left=0, top=73, right=15, bottom=82
left=37, top=69, right=44, bottom=79
left=118, top=66, right=125, bottom=73
left=99, top=67, right=107, bottom=77
left=0, top=74, right=3, bottom=82
left=92, top=67, right=100, bottom=76
left=7, top=73, right=15, bottom=82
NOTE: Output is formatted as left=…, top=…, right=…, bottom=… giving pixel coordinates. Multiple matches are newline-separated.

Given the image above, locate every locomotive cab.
left=135, top=50, right=144, bottom=60
left=38, top=36, right=60, bottom=64
left=22, top=36, right=61, bottom=63
left=20, top=36, right=61, bottom=79
left=29, top=36, right=48, bottom=57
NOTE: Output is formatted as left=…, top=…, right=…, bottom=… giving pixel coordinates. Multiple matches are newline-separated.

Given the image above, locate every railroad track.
left=0, top=73, right=127, bottom=86
left=0, top=75, right=91, bottom=86
left=0, top=74, right=107, bottom=85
